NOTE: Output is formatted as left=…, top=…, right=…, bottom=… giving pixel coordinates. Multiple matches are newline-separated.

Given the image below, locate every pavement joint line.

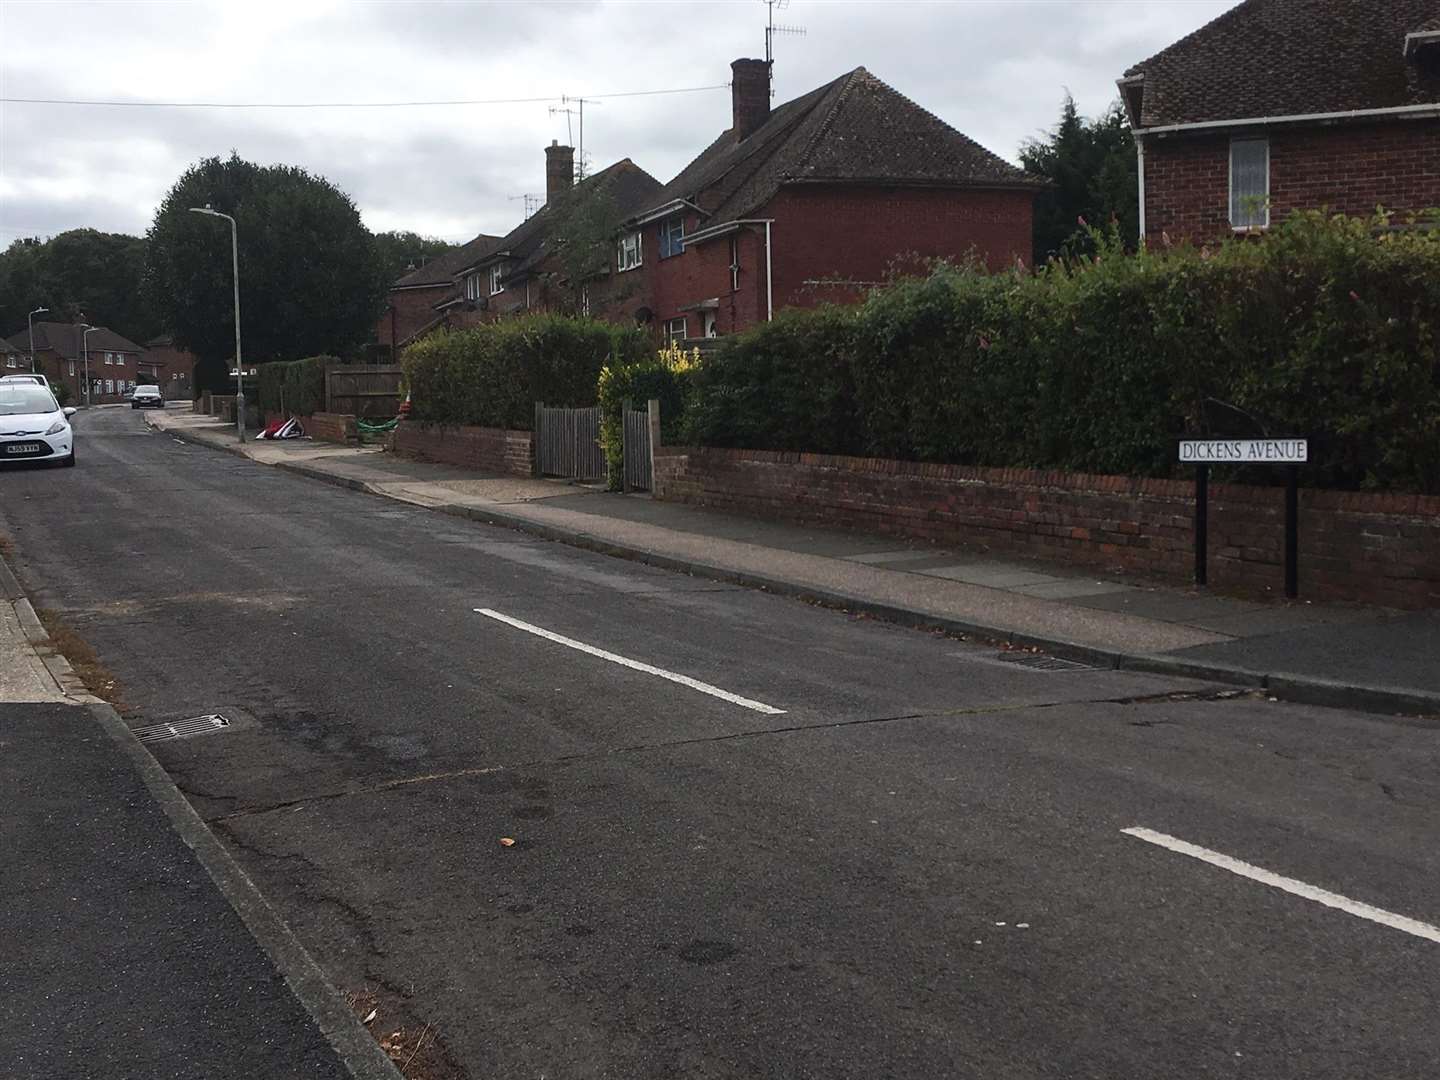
left=149, top=414, right=1440, bottom=724
left=475, top=606, right=786, bottom=715
left=1121, top=826, right=1440, bottom=945
left=0, top=543, right=403, bottom=1080
left=208, top=689, right=1255, bottom=824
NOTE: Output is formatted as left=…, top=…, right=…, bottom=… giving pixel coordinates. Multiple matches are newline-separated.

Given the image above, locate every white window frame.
left=488, top=263, right=505, bottom=295
left=659, top=215, right=685, bottom=259
left=729, top=235, right=740, bottom=292
left=105, top=379, right=114, bottom=394
left=664, top=316, right=687, bottom=343
left=1229, top=137, right=1270, bottom=230
left=616, top=231, right=642, bottom=272
left=464, top=273, right=482, bottom=301
left=4, top=356, right=15, bottom=369
left=69, top=361, right=76, bottom=376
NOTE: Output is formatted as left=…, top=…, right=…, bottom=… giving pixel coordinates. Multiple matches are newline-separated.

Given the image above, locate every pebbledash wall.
left=393, top=422, right=534, bottom=477
left=1142, top=119, right=1440, bottom=243
left=653, top=447, right=1440, bottom=609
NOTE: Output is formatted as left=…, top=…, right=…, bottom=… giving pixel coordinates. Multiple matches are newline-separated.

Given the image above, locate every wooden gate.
left=536, top=404, right=605, bottom=481
left=325, top=364, right=403, bottom=419
left=623, top=405, right=652, bottom=491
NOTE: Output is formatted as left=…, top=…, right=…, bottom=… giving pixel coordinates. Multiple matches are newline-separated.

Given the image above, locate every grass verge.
left=33, top=606, right=127, bottom=710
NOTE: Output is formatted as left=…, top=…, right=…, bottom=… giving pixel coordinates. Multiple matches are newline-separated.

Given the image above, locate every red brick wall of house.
left=380, top=284, right=453, bottom=352
left=1143, top=119, right=1440, bottom=243
left=145, top=341, right=198, bottom=399
left=393, top=422, right=535, bottom=476
left=644, top=185, right=1033, bottom=336
left=652, top=447, right=1440, bottom=610
left=39, top=346, right=141, bottom=404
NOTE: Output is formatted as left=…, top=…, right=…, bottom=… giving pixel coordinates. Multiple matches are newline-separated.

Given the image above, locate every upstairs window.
left=1229, top=138, right=1269, bottom=230
left=464, top=273, right=482, bottom=301
left=658, top=215, right=685, bottom=259
left=4, top=357, right=15, bottom=369
left=489, top=264, right=505, bottom=295
left=616, top=231, right=642, bottom=272
left=729, top=235, right=740, bottom=292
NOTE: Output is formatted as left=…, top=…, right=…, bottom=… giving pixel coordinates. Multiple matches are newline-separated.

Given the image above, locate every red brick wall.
left=380, top=284, right=453, bottom=351
left=1144, top=119, right=1440, bottom=243
left=652, top=447, right=1440, bottom=609
left=265, top=411, right=355, bottom=444
left=145, top=342, right=198, bottom=398
left=393, top=422, right=534, bottom=476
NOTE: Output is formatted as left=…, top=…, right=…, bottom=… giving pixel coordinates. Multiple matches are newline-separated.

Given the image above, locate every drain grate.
left=993, top=651, right=1094, bottom=672
left=133, top=713, right=231, bottom=743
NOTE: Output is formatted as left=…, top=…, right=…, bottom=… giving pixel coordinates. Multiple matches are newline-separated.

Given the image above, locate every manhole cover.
left=132, top=713, right=231, bottom=743
left=993, top=652, right=1094, bottom=672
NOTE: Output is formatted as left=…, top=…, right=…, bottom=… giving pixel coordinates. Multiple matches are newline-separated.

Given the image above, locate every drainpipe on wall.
left=763, top=220, right=773, bottom=321
left=1135, top=135, right=1146, bottom=246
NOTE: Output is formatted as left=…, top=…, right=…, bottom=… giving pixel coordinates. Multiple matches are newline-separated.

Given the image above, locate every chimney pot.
left=545, top=143, right=575, bottom=205
left=731, top=58, right=771, bottom=141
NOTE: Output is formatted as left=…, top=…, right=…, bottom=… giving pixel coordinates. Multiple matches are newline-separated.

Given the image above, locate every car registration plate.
left=4, top=443, right=42, bottom=454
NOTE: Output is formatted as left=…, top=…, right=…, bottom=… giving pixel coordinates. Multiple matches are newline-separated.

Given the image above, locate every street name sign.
left=1179, top=439, right=1307, bottom=464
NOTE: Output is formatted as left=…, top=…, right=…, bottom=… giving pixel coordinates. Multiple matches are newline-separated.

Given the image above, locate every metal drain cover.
left=993, top=652, right=1094, bottom=672
left=133, top=713, right=231, bottom=743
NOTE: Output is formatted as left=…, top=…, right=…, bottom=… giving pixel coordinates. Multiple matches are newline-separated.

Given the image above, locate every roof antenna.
left=764, top=0, right=806, bottom=93
left=549, top=95, right=601, bottom=180
left=508, top=193, right=543, bottom=220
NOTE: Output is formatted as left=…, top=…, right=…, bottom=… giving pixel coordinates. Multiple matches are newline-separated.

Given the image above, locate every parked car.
left=0, top=373, right=49, bottom=389
left=130, top=384, right=164, bottom=409
left=0, top=383, right=76, bottom=467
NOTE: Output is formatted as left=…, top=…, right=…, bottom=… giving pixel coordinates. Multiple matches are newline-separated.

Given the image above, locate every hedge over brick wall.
left=401, top=314, right=648, bottom=430
left=686, top=211, right=1440, bottom=493
left=257, top=355, right=333, bottom=417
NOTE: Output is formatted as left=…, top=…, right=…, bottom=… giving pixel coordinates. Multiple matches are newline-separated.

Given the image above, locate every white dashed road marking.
left=475, top=608, right=786, bottom=715
left=1122, top=826, right=1440, bottom=944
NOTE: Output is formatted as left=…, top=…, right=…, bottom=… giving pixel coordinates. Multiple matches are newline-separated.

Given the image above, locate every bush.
left=258, top=355, right=333, bottom=416
left=401, top=314, right=647, bottom=429
left=686, top=211, right=1440, bottom=493
left=52, top=382, right=72, bottom=407
left=598, top=342, right=700, bottom=489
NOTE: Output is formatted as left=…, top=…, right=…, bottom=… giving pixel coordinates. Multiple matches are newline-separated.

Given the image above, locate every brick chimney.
left=545, top=141, right=574, bottom=204
left=731, top=58, right=771, bottom=141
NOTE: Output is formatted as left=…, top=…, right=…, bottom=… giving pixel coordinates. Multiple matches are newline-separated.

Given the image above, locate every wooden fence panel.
left=536, top=405, right=605, bottom=480
left=325, top=364, right=403, bottom=419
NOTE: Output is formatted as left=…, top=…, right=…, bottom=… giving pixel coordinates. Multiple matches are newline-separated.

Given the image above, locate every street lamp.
left=188, top=205, right=245, bottom=442
left=82, top=326, right=103, bottom=406
left=27, top=307, right=49, bottom=374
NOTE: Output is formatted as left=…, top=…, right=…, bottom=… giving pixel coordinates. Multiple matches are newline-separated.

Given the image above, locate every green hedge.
left=597, top=343, right=700, bottom=489
left=687, top=211, right=1440, bottom=493
left=401, top=314, right=647, bottom=430
left=258, top=355, right=333, bottom=416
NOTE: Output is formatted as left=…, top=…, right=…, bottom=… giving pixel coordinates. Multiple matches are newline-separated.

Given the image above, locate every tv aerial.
left=764, top=0, right=806, bottom=85
left=549, top=95, right=601, bottom=180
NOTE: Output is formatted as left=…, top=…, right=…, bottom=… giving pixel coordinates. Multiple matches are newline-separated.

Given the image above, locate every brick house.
left=5, top=322, right=147, bottom=404
left=616, top=59, right=1039, bottom=341
left=376, top=232, right=501, bottom=354
left=1121, top=0, right=1440, bottom=244
left=457, top=145, right=661, bottom=323
left=2, top=336, right=26, bottom=373
left=143, top=335, right=199, bottom=399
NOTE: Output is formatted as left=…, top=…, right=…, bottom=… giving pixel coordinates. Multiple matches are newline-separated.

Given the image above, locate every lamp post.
left=27, top=307, right=49, bottom=374
left=188, top=205, right=245, bottom=442
left=82, top=326, right=102, bottom=405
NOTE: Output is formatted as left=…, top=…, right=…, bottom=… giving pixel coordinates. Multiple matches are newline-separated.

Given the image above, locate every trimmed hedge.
left=258, top=355, right=333, bottom=417
left=597, top=342, right=699, bottom=489
left=401, top=314, right=647, bottom=429
left=687, top=211, right=1440, bottom=493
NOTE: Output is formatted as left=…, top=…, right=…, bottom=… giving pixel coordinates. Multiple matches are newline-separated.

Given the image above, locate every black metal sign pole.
left=1285, top=463, right=1299, bottom=599
left=1194, top=463, right=1208, bottom=587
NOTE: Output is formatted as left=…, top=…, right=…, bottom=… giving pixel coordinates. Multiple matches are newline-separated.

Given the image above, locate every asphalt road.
left=4, top=407, right=1438, bottom=1079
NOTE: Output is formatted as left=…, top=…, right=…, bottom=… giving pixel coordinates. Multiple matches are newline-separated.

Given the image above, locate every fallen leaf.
left=362, top=1008, right=378, bottom=1024
left=499, top=837, right=516, bottom=847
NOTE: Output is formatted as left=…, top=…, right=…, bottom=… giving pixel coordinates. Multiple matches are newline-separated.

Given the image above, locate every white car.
left=0, top=383, right=77, bottom=467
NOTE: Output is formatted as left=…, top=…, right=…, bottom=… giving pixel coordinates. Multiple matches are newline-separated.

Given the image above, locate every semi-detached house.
left=1121, top=0, right=1440, bottom=244
left=5, top=322, right=148, bottom=404
left=617, top=58, right=1041, bottom=341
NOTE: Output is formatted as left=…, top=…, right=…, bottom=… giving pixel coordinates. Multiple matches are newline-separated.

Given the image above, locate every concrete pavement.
left=149, top=408, right=1440, bottom=718
left=4, top=406, right=1436, bottom=1079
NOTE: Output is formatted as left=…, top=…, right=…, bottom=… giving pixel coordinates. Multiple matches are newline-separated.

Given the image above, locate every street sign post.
left=1181, top=439, right=1307, bottom=598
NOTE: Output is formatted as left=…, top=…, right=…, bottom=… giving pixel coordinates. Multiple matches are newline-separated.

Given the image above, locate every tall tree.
left=0, top=230, right=161, bottom=342
left=545, top=187, right=622, bottom=315
left=372, top=231, right=457, bottom=285
left=145, top=154, right=386, bottom=390
left=1020, top=96, right=1139, bottom=263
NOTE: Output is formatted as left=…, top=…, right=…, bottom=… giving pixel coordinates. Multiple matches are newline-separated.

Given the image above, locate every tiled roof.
left=390, top=234, right=502, bottom=288
left=5, top=322, right=145, bottom=359
left=483, top=159, right=663, bottom=282
left=1124, top=0, right=1440, bottom=129
left=643, top=66, right=1037, bottom=222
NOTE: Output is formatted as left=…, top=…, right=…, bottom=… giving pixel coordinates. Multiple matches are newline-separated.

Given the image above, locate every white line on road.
left=474, top=608, right=786, bottom=715
left=1122, top=826, right=1440, bottom=944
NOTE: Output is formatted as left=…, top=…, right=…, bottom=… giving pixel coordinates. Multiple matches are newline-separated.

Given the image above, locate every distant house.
left=620, top=59, right=1040, bottom=341
left=1120, top=0, right=1440, bottom=243
left=143, top=335, right=199, bottom=399
left=5, top=322, right=147, bottom=404
left=376, top=232, right=501, bottom=355
left=458, top=144, right=662, bottom=324
left=2, top=336, right=27, bottom=372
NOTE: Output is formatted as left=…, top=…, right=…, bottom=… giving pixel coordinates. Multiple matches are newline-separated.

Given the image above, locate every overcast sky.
left=0, top=0, right=1234, bottom=246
